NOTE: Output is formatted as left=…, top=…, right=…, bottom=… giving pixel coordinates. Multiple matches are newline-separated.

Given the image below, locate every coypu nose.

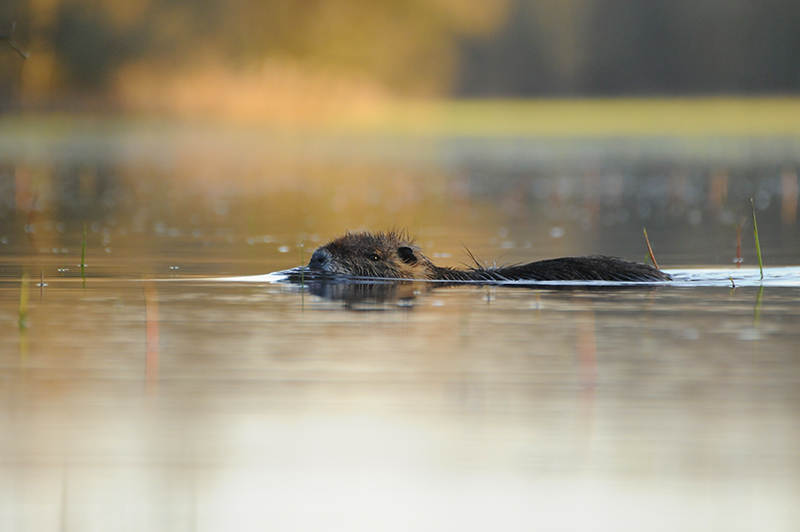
left=308, top=248, right=332, bottom=272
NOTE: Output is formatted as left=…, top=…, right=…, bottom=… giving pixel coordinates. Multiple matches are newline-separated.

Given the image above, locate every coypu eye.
left=397, top=246, right=417, bottom=265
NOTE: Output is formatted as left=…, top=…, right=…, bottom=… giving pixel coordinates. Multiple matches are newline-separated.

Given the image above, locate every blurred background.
left=2, top=0, right=800, bottom=114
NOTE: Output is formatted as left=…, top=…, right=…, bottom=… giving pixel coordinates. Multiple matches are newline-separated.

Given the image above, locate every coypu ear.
left=397, top=246, right=418, bottom=265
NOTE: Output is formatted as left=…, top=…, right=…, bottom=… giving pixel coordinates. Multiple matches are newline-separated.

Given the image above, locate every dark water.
left=1, top=121, right=800, bottom=531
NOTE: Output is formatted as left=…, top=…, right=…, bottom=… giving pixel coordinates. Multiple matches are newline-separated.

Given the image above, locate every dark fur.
left=308, top=230, right=671, bottom=282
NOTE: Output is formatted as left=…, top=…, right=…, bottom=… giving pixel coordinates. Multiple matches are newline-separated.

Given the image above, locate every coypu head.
left=308, top=230, right=434, bottom=279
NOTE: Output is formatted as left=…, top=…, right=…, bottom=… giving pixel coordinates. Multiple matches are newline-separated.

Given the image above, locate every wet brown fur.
left=308, top=230, right=671, bottom=282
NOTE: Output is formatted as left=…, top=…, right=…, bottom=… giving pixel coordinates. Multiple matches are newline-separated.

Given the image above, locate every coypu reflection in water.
left=299, top=278, right=420, bottom=309
left=307, top=230, right=671, bottom=283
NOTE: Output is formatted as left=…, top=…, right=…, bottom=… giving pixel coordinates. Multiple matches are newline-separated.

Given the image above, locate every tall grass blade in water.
left=81, top=223, right=87, bottom=287
left=299, top=242, right=305, bottom=310
left=751, top=199, right=764, bottom=280
left=643, top=228, right=659, bottom=269
left=300, top=243, right=305, bottom=285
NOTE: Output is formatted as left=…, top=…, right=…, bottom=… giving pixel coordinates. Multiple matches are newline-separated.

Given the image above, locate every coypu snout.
left=308, top=248, right=335, bottom=273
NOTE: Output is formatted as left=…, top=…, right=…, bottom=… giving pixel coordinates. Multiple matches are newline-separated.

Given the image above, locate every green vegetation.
left=3, top=97, right=800, bottom=138
left=751, top=199, right=764, bottom=281
left=642, top=228, right=659, bottom=269
left=364, top=98, right=800, bottom=138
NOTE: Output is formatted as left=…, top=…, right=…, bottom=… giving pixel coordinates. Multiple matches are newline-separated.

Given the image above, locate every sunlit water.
left=2, top=270, right=799, bottom=531
left=1, top=120, right=800, bottom=531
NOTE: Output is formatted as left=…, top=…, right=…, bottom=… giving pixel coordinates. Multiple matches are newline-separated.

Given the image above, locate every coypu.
left=307, top=230, right=671, bottom=282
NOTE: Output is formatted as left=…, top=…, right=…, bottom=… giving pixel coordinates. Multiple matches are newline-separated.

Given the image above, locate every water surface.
left=1, top=118, right=799, bottom=531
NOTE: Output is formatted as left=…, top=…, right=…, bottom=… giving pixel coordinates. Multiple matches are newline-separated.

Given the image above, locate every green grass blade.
left=751, top=199, right=764, bottom=281
left=300, top=242, right=305, bottom=311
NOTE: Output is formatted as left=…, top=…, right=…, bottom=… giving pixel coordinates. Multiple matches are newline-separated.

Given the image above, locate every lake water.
left=1, top=118, right=800, bottom=531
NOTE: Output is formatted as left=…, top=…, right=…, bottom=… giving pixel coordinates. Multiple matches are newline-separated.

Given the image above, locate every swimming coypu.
left=307, top=230, right=671, bottom=282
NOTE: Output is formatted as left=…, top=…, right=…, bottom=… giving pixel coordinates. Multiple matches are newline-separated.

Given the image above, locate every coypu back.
left=433, top=256, right=671, bottom=282
left=308, top=230, right=671, bottom=282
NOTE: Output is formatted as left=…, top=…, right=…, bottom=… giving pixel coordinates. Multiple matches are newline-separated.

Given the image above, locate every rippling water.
left=1, top=119, right=799, bottom=531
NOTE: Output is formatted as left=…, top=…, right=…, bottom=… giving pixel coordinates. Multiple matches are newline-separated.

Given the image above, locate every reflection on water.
left=1, top=121, right=800, bottom=531
left=1, top=277, right=799, bottom=531
left=2, top=120, right=800, bottom=269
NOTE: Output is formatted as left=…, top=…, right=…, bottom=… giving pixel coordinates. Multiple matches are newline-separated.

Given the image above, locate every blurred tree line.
left=458, top=0, right=800, bottom=96
left=0, top=0, right=507, bottom=110
left=1, top=0, right=799, bottom=112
